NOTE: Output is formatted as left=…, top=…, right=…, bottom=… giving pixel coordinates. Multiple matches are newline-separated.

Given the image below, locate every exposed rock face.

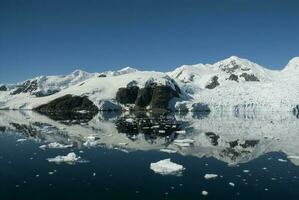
left=33, top=89, right=60, bottom=97
left=135, top=88, right=152, bottom=108
left=98, top=74, right=107, bottom=78
left=150, top=86, right=179, bottom=110
left=98, top=99, right=122, bottom=111
left=34, top=95, right=98, bottom=113
left=115, top=112, right=185, bottom=141
left=205, top=132, right=220, bottom=146
left=0, top=85, right=7, bottom=91
left=228, top=74, right=239, bottom=82
left=206, top=76, right=220, bottom=89
left=11, top=80, right=38, bottom=95
left=220, top=60, right=241, bottom=73
left=116, top=86, right=139, bottom=104
left=116, top=78, right=181, bottom=111
left=240, top=73, right=259, bottom=81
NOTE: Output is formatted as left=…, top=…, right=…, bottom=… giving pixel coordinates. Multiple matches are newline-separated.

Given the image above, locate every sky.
left=0, top=0, right=299, bottom=83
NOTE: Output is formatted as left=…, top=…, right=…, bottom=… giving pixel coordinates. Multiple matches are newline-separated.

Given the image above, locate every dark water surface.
left=0, top=110, right=299, bottom=200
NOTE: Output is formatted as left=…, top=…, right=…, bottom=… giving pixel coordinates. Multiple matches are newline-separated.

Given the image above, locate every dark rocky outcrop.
left=116, top=78, right=181, bottom=111
left=150, top=86, right=179, bottom=110
left=220, top=61, right=241, bottom=73
left=0, top=126, right=6, bottom=132
left=240, top=140, right=259, bottom=148
left=33, top=95, right=98, bottom=122
left=0, top=85, right=7, bottom=91
left=206, top=76, right=220, bottom=89
left=34, top=95, right=98, bottom=113
left=205, top=132, right=220, bottom=146
left=228, top=74, right=239, bottom=82
left=98, top=74, right=107, bottom=78
left=240, top=73, right=259, bottom=81
left=293, top=105, right=299, bottom=118
left=11, top=80, right=38, bottom=95
left=135, top=88, right=152, bottom=108
left=33, top=89, right=60, bottom=97
left=134, top=85, right=180, bottom=111
left=116, top=86, right=139, bottom=104
left=115, top=112, right=186, bottom=142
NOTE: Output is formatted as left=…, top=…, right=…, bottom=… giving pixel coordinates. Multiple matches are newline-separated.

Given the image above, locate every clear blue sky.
left=1, top=0, right=299, bottom=83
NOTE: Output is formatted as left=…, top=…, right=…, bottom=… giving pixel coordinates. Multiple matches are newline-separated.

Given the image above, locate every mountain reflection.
left=1, top=110, right=299, bottom=166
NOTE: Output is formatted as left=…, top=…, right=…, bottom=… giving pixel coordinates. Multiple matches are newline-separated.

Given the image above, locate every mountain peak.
left=218, top=56, right=250, bottom=64
left=71, top=69, right=89, bottom=76
left=284, top=57, right=299, bottom=71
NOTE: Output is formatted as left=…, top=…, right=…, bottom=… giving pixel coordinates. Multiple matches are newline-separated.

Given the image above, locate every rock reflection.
left=1, top=110, right=299, bottom=165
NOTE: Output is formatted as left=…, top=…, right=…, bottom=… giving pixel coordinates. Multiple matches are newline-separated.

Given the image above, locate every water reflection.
left=1, top=110, right=299, bottom=165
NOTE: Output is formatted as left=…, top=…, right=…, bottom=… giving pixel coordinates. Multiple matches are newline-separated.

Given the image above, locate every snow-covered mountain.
left=1, top=56, right=299, bottom=114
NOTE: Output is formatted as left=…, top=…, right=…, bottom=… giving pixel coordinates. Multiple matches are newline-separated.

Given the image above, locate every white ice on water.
left=150, top=159, right=184, bottom=175
left=47, top=152, right=80, bottom=163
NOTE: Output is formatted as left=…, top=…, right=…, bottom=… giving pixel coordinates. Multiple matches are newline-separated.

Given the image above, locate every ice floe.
left=204, top=174, right=218, bottom=179
left=229, top=182, right=235, bottom=187
left=16, top=139, right=27, bottom=142
left=47, top=152, right=80, bottom=164
left=150, top=159, right=184, bottom=175
left=39, top=142, right=73, bottom=149
left=278, top=158, right=288, bottom=162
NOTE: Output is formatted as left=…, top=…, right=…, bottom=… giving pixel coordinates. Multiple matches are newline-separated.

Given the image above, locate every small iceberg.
left=39, top=142, right=73, bottom=149
left=47, top=152, right=80, bottom=164
left=204, top=174, right=218, bottom=180
left=229, top=182, right=235, bottom=187
left=150, top=158, right=185, bottom=175
left=278, top=158, right=288, bottom=162
left=16, top=139, right=27, bottom=142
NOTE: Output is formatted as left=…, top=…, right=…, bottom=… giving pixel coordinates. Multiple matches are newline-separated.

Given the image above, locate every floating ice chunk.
left=160, top=148, right=177, bottom=154
left=76, top=110, right=88, bottom=114
left=39, top=142, right=73, bottom=149
left=158, top=130, right=166, bottom=133
left=47, top=152, right=80, bottom=163
left=150, top=159, right=184, bottom=175
left=118, top=142, right=128, bottom=146
left=201, top=190, right=208, bottom=196
left=243, top=170, right=250, bottom=173
left=204, top=174, right=218, bottom=179
left=278, top=158, right=287, bottom=162
left=229, top=182, right=235, bottom=187
left=16, top=139, right=27, bottom=142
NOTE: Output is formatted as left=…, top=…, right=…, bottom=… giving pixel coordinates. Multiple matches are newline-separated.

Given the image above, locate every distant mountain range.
left=1, top=56, right=299, bottom=114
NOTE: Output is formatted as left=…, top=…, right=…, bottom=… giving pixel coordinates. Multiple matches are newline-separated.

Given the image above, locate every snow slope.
left=0, top=56, right=299, bottom=113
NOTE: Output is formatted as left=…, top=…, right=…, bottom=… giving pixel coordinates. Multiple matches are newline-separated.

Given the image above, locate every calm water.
left=0, top=110, right=299, bottom=200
